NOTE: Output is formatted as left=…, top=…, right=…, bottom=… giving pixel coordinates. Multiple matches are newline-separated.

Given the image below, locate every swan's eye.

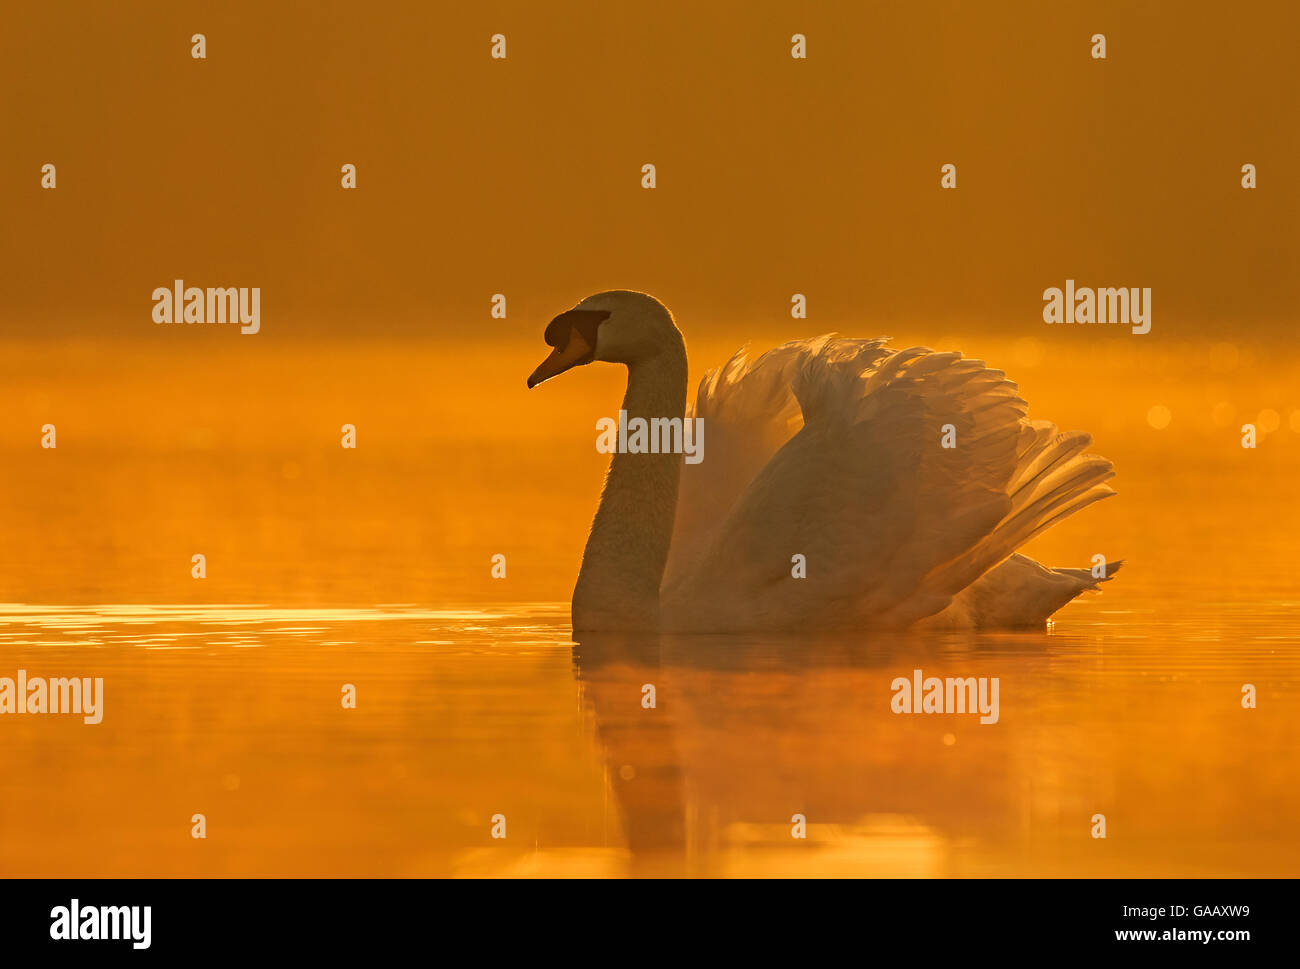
left=544, top=309, right=611, bottom=354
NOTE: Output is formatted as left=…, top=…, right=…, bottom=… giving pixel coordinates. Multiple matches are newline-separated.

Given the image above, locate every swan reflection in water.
left=569, top=627, right=1090, bottom=877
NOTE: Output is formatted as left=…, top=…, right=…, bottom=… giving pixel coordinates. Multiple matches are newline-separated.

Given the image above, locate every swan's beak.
left=527, top=329, right=595, bottom=389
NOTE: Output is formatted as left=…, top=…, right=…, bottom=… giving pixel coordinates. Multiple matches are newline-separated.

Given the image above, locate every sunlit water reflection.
left=1, top=597, right=1296, bottom=876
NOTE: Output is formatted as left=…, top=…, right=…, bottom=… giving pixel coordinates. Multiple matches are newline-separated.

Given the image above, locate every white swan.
left=528, top=290, right=1120, bottom=633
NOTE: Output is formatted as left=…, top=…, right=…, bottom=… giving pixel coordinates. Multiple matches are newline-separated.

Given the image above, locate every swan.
left=527, top=290, right=1121, bottom=633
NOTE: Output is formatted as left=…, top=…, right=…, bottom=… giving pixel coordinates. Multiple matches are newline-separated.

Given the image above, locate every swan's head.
left=527, top=290, right=678, bottom=388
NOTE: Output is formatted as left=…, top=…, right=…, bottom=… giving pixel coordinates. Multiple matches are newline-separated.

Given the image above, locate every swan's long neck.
left=572, top=338, right=688, bottom=631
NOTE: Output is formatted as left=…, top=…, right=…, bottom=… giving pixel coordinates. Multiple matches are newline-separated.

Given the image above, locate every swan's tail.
left=1050, top=558, right=1125, bottom=587
left=920, top=554, right=1124, bottom=629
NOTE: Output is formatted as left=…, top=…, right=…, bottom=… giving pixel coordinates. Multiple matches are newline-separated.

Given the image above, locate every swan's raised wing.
left=664, top=336, right=891, bottom=590
left=662, top=340, right=1115, bottom=631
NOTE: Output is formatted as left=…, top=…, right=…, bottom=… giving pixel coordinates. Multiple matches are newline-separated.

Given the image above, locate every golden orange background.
left=3, top=0, right=1298, bottom=604
left=4, top=0, right=1297, bottom=341
left=1, top=1, right=1298, bottom=877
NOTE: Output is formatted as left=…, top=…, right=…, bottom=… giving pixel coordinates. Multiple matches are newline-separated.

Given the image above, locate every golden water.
left=1, top=340, right=1297, bottom=876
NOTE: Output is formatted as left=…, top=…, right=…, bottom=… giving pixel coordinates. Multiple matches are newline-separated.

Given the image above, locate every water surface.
left=1, top=594, right=1296, bottom=877
left=2, top=340, right=1297, bottom=876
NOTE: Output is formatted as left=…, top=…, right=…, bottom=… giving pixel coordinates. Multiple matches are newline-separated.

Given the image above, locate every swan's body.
left=528, top=291, right=1120, bottom=633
